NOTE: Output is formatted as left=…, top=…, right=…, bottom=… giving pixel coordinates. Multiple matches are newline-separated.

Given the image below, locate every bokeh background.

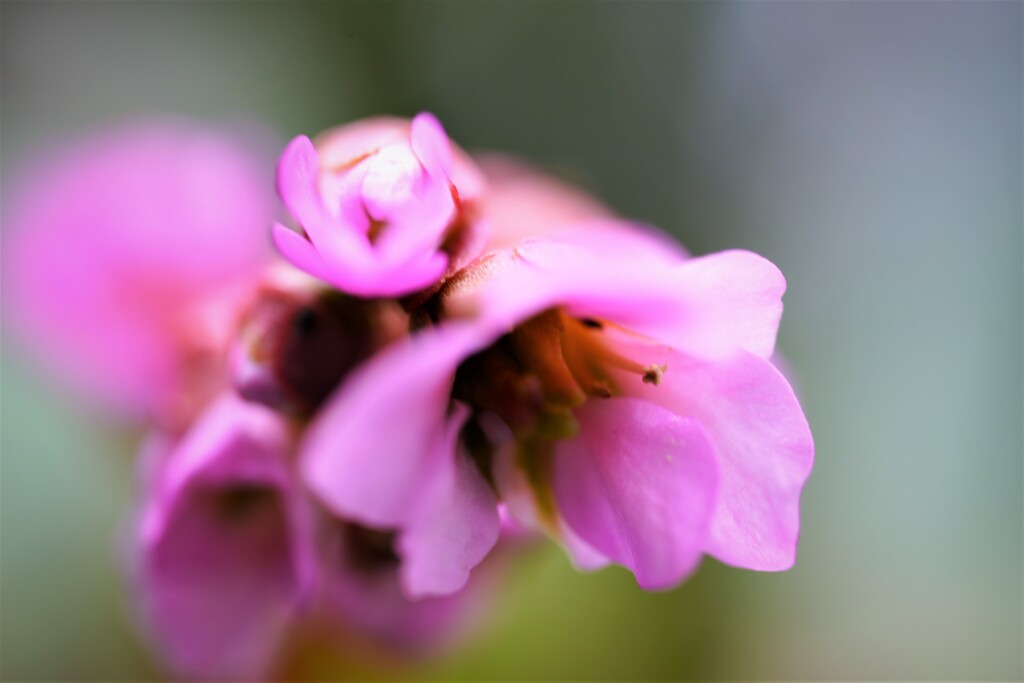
left=2, top=1, right=1021, bottom=680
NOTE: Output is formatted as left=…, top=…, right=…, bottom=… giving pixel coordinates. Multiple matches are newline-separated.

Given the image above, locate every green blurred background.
left=2, top=1, right=1021, bottom=679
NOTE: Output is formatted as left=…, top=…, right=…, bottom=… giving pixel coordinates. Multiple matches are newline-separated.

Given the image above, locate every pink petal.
left=316, top=116, right=485, bottom=203
left=491, top=439, right=611, bottom=572
left=491, top=440, right=545, bottom=532
left=275, top=139, right=450, bottom=297
left=516, top=219, right=690, bottom=266
left=663, top=249, right=785, bottom=360
left=619, top=348, right=815, bottom=570
left=558, top=520, right=613, bottom=571
left=300, top=324, right=490, bottom=528
left=271, top=222, right=347, bottom=287
left=398, top=404, right=501, bottom=598
left=272, top=221, right=447, bottom=298
left=470, top=240, right=785, bottom=361
left=276, top=135, right=372, bottom=263
left=410, top=112, right=454, bottom=177
left=552, top=397, right=719, bottom=589
left=135, top=395, right=314, bottom=680
left=276, top=135, right=333, bottom=243
left=277, top=117, right=483, bottom=297
left=359, top=144, right=425, bottom=220
left=315, top=118, right=409, bottom=169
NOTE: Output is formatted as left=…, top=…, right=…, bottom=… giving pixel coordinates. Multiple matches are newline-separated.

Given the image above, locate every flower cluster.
left=7, top=113, right=813, bottom=679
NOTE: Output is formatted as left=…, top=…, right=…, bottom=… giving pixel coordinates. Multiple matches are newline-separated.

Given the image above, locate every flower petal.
left=619, top=347, right=815, bottom=570
left=271, top=222, right=346, bottom=286
left=301, top=324, right=490, bottom=528
left=491, top=439, right=611, bottom=572
left=498, top=240, right=786, bottom=360
left=272, top=221, right=447, bottom=298
left=410, top=112, right=454, bottom=177
left=373, top=179, right=455, bottom=269
left=552, top=397, right=719, bottom=589
left=275, top=135, right=372, bottom=264
left=135, top=395, right=314, bottom=680
left=398, top=404, right=501, bottom=598
left=662, top=249, right=785, bottom=360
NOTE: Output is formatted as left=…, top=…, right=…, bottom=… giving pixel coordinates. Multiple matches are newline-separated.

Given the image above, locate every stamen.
left=452, top=308, right=666, bottom=442
left=516, top=435, right=558, bottom=525
left=642, top=364, right=668, bottom=386
left=366, top=218, right=387, bottom=242
left=453, top=338, right=538, bottom=431
left=561, top=313, right=650, bottom=396
left=511, top=310, right=587, bottom=409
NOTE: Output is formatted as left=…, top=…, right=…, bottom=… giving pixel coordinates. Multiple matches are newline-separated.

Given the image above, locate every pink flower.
left=132, top=394, right=316, bottom=680
left=272, top=113, right=487, bottom=298
left=130, top=262, right=520, bottom=678
left=300, top=224, right=814, bottom=594
left=5, top=121, right=276, bottom=428
left=132, top=393, right=515, bottom=680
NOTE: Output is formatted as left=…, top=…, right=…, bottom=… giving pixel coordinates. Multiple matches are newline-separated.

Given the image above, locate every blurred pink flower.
left=272, top=113, right=487, bottom=298
left=300, top=224, right=814, bottom=593
left=4, top=121, right=276, bottom=428
left=132, top=394, right=315, bottom=680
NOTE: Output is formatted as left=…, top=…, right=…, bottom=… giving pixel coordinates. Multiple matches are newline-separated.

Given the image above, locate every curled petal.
left=399, top=404, right=501, bottom=598
left=301, top=324, right=489, bottom=528
left=558, top=520, right=614, bottom=572
left=552, top=397, right=719, bottom=589
left=271, top=223, right=346, bottom=287
left=410, top=112, right=453, bottom=177
left=301, top=326, right=500, bottom=597
left=272, top=221, right=447, bottom=298
left=275, top=115, right=482, bottom=298
left=663, top=250, right=785, bottom=360
left=464, top=238, right=785, bottom=361
left=619, top=347, right=815, bottom=570
left=275, top=136, right=372, bottom=263
left=373, top=183, right=455, bottom=271
left=491, top=439, right=611, bottom=572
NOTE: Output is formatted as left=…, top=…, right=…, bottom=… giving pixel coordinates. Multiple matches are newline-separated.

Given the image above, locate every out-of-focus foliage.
left=2, top=1, right=1021, bottom=679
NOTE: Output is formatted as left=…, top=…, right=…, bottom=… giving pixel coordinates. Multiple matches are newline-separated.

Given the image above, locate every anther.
left=642, top=364, right=668, bottom=386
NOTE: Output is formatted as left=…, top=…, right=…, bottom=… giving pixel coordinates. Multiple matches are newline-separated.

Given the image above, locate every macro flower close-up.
left=301, top=207, right=814, bottom=597
left=2, top=3, right=1020, bottom=682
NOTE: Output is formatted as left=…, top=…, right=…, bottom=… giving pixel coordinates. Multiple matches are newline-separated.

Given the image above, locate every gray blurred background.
left=2, top=1, right=1021, bottom=679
